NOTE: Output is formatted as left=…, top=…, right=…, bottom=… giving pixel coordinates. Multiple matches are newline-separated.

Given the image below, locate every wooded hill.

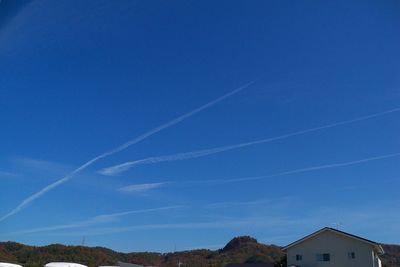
left=1, top=236, right=399, bottom=267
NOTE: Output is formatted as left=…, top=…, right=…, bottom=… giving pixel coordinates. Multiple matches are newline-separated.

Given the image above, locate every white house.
left=283, top=227, right=384, bottom=267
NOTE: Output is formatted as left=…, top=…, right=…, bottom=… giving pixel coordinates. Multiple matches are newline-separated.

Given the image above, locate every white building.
left=283, top=227, right=384, bottom=267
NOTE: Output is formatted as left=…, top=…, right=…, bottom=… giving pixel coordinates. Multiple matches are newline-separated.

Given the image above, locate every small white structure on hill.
left=45, top=262, right=87, bottom=267
left=0, top=263, right=23, bottom=267
left=283, top=227, right=384, bottom=267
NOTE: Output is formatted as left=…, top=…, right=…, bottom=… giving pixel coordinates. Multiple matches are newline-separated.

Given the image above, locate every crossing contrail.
left=100, top=107, right=400, bottom=176
left=9, top=152, right=399, bottom=235
left=0, top=80, right=256, bottom=222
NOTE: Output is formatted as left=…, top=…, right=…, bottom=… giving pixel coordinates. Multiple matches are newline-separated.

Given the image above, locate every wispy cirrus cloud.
left=205, top=199, right=273, bottom=209
left=12, top=157, right=73, bottom=178
left=205, top=197, right=294, bottom=209
left=99, top=107, right=400, bottom=176
left=118, top=182, right=169, bottom=194
left=107, top=152, right=400, bottom=189
left=0, top=80, right=256, bottom=223
left=196, top=151, right=400, bottom=185
left=0, top=170, right=17, bottom=177
left=51, top=215, right=309, bottom=237
left=14, top=157, right=71, bottom=171
left=98, top=152, right=400, bottom=198
left=11, top=205, right=183, bottom=235
left=1, top=157, right=72, bottom=180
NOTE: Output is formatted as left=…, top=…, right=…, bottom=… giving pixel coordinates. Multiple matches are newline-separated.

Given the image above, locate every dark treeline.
left=0, top=237, right=399, bottom=267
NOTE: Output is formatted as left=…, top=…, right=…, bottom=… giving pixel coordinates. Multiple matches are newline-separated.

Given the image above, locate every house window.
left=348, top=252, right=355, bottom=259
left=316, top=253, right=330, bottom=261
left=295, top=254, right=302, bottom=261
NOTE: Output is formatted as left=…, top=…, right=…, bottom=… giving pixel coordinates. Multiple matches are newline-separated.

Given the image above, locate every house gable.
left=284, top=228, right=384, bottom=267
left=283, top=227, right=384, bottom=254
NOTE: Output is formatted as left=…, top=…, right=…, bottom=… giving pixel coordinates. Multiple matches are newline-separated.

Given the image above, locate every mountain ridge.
left=0, top=237, right=399, bottom=267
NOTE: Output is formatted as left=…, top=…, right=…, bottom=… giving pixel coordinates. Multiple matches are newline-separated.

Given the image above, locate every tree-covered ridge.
left=382, top=244, right=400, bottom=267
left=0, top=237, right=399, bottom=267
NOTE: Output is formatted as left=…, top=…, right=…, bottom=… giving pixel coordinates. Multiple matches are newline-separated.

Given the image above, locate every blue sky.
left=0, top=0, right=399, bottom=252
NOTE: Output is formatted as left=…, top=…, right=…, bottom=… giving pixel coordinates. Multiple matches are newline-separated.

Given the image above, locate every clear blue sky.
left=0, top=0, right=399, bottom=252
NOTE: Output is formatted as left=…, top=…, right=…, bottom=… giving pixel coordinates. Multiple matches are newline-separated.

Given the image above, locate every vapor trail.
left=100, top=107, right=400, bottom=175
left=191, top=152, right=400, bottom=185
left=11, top=205, right=183, bottom=235
left=0, top=80, right=256, bottom=222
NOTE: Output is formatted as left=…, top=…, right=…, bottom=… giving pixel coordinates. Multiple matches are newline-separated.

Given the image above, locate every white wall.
left=287, top=230, right=376, bottom=267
